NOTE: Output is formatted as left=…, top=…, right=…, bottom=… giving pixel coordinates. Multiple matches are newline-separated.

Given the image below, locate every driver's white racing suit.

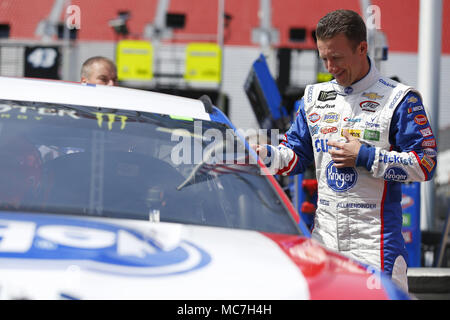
left=264, top=57, right=437, bottom=292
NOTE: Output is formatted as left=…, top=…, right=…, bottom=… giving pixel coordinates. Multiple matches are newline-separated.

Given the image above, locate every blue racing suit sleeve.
left=356, top=91, right=437, bottom=181
left=264, top=98, right=315, bottom=175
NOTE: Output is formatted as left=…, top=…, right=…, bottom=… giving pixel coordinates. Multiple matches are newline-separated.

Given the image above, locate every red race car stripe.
left=262, top=233, right=389, bottom=300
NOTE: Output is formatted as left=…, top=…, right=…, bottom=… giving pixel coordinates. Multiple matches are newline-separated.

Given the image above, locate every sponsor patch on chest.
left=326, top=161, right=358, bottom=192
left=318, top=90, right=337, bottom=102
left=322, top=112, right=340, bottom=123
left=359, top=100, right=380, bottom=112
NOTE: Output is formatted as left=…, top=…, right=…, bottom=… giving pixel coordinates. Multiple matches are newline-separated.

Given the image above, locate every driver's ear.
left=359, top=41, right=368, bottom=55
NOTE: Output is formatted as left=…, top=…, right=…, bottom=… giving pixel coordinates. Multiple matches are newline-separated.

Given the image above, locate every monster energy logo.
left=94, top=113, right=128, bottom=130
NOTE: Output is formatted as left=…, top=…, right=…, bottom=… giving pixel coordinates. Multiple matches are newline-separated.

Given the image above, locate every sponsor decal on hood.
left=0, top=213, right=211, bottom=277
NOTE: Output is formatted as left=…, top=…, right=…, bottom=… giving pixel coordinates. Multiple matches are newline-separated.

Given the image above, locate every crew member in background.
left=253, top=9, right=437, bottom=293
left=80, top=56, right=118, bottom=86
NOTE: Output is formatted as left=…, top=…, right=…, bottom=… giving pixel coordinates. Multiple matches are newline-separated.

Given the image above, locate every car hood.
left=0, top=211, right=310, bottom=300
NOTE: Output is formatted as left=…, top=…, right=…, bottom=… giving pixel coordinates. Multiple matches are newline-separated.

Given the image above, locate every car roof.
left=0, top=76, right=211, bottom=120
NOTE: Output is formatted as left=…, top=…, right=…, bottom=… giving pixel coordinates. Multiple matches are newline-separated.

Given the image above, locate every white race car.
left=0, top=77, right=408, bottom=300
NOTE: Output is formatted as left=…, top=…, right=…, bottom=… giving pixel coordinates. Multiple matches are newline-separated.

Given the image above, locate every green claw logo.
left=94, top=113, right=127, bottom=130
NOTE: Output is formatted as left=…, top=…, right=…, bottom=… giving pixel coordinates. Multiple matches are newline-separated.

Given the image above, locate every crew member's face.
left=82, top=62, right=117, bottom=86
left=317, top=33, right=368, bottom=87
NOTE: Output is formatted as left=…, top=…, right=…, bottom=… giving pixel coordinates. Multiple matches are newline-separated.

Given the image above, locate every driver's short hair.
left=316, top=10, right=367, bottom=50
left=80, top=56, right=116, bottom=79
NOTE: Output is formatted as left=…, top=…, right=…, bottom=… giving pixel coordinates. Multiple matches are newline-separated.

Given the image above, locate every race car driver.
left=80, top=56, right=118, bottom=86
left=0, top=136, right=43, bottom=209
left=254, top=9, right=437, bottom=293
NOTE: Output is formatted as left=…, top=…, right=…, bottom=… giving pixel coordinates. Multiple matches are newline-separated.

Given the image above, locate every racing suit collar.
left=331, top=56, right=380, bottom=96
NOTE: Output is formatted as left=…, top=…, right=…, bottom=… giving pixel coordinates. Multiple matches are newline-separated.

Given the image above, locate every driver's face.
left=82, top=62, right=117, bottom=86
left=317, top=33, right=368, bottom=87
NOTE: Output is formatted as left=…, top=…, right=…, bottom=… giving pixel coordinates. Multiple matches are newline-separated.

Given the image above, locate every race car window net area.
left=0, top=100, right=301, bottom=235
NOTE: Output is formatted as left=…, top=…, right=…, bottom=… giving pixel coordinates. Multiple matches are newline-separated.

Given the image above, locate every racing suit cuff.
left=356, top=144, right=375, bottom=172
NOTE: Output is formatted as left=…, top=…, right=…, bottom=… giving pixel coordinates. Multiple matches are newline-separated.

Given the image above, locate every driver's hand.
left=251, top=144, right=268, bottom=160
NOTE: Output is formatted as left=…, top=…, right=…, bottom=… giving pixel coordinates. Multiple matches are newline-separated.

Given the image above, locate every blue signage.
left=401, top=182, right=421, bottom=267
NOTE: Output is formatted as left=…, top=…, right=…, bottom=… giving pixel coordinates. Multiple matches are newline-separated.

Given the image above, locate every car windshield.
left=0, top=99, right=301, bottom=235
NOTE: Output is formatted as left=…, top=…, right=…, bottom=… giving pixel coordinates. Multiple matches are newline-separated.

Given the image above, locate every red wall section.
left=0, top=0, right=54, bottom=39
left=0, top=0, right=449, bottom=54
left=70, top=0, right=157, bottom=41
left=371, top=0, right=420, bottom=53
left=442, top=0, right=450, bottom=54
left=221, top=0, right=259, bottom=46
left=272, top=0, right=362, bottom=49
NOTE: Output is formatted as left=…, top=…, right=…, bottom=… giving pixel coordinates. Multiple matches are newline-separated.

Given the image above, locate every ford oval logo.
left=0, top=213, right=211, bottom=277
left=326, top=161, right=358, bottom=192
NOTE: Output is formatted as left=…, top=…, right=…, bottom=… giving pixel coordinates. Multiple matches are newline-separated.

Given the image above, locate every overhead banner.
left=116, top=40, right=153, bottom=81
left=184, top=43, right=221, bottom=83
